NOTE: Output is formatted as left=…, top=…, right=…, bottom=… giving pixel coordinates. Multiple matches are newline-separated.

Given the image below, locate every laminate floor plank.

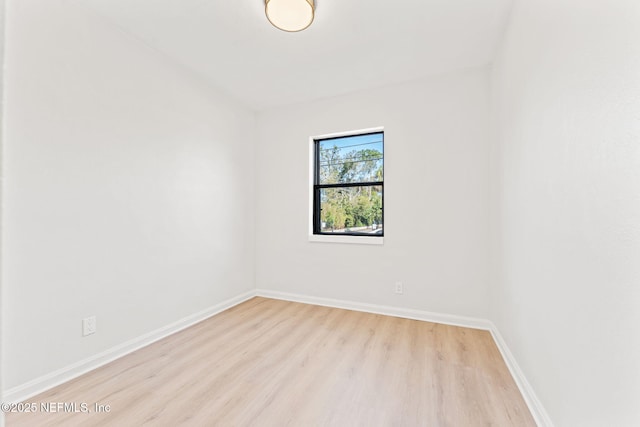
left=6, top=297, right=536, bottom=426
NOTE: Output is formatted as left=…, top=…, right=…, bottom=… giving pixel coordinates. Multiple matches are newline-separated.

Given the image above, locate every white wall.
left=0, top=0, right=5, bottom=424
left=2, top=0, right=255, bottom=390
left=490, top=0, right=640, bottom=425
left=255, top=68, right=491, bottom=318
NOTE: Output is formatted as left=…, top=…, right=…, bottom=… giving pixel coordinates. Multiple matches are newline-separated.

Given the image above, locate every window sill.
left=308, top=234, right=384, bottom=245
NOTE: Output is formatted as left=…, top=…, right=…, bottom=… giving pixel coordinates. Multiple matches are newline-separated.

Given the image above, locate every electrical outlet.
left=395, top=282, right=403, bottom=294
left=83, top=316, right=96, bottom=336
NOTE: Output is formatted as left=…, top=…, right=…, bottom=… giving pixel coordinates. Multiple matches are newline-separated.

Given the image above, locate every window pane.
left=318, top=133, right=383, bottom=185
left=319, top=185, right=383, bottom=235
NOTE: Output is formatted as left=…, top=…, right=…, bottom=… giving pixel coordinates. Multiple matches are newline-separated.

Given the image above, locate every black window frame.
left=312, top=131, right=384, bottom=237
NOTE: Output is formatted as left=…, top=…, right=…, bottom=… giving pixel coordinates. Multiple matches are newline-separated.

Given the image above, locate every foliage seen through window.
left=313, top=132, right=383, bottom=236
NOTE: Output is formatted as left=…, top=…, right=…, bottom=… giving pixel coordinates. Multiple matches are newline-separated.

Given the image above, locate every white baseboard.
left=256, top=289, right=552, bottom=427
left=256, top=289, right=492, bottom=331
left=4, top=290, right=257, bottom=404
left=489, top=325, right=554, bottom=427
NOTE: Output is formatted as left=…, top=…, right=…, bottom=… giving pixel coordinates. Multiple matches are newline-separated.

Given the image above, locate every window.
left=311, top=130, right=384, bottom=239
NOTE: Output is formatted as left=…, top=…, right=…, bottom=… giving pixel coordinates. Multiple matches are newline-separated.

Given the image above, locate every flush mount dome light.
left=265, top=0, right=315, bottom=32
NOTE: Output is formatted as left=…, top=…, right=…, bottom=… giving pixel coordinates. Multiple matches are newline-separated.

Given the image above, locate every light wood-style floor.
left=7, top=297, right=536, bottom=426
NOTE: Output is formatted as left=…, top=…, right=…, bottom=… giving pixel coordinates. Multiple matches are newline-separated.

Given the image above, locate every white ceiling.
left=81, top=0, right=513, bottom=111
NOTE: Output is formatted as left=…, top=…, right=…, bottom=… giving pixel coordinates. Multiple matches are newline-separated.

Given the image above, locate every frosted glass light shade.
left=265, top=0, right=315, bottom=32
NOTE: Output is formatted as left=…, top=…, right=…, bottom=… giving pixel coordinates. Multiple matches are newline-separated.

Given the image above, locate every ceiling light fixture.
left=265, top=0, right=315, bottom=32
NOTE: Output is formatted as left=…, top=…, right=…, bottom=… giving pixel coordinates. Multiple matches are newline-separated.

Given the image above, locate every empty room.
left=1, top=0, right=639, bottom=426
